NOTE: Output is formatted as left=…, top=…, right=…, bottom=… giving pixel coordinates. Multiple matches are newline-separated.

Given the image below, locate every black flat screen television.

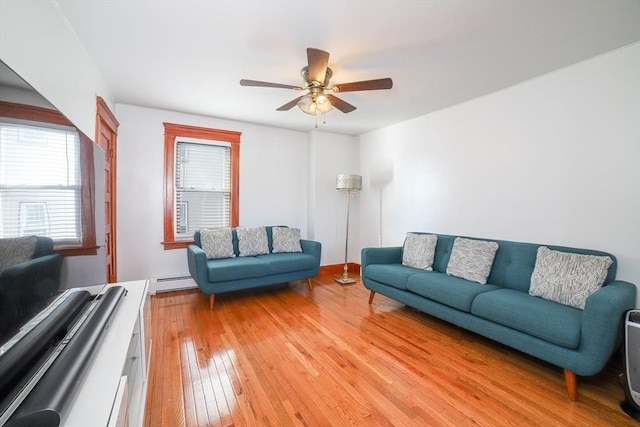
left=0, top=60, right=118, bottom=426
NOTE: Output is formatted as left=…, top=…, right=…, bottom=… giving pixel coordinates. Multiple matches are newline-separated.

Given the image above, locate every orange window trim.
left=162, top=122, right=241, bottom=250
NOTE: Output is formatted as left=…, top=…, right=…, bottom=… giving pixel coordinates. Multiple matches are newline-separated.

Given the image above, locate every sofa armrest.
left=578, top=280, right=637, bottom=373
left=0, top=253, right=63, bottom=295
left=361, top=246, right=403, bottom=270
left=187, top=244, right=208, bottom=288
left=0, top=253, right=63, bottom=335
left=300, top=240, right=322, bottom=272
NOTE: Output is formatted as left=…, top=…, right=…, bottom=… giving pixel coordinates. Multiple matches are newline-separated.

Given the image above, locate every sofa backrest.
left=194, top=226, right=287, bottom=257
left=0, top=236, right=55, bottom=274
left=414, top=233, right=617, bottom=292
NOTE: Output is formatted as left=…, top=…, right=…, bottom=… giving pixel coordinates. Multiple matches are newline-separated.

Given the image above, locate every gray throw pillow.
left=236, top=226, right=269, bottom=256
left=402, top=233, right=437, bottom=270
left=0, top=236, right=38, bottom=273
left=529, top=246, right=613, bottom=309
left=200, top=228, right=235, bottom=259
left=272, top=227, right=302, bottom=253
left=446, top=237, right=499, bottom=284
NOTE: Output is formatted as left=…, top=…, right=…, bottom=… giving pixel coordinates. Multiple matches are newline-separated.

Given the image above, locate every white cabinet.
left=63, top=280, right=151, bottom=427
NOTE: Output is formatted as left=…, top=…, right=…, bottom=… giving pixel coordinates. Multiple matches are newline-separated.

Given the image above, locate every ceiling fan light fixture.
left=297, top=92, right=333, bottom=115
left=240, top=48, right=392, bottom=124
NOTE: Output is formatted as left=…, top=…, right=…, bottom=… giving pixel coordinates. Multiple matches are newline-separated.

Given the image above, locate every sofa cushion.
left=271, top=227, right=302, bottom=253
left=237, top=226, right=270, bottom=256
left=529, top=246, right=613, bottom=310
left=407, top=272, right=500, bottom=312
left=206, top=257, right=269, bottom=283
left=402, top=233, right=437, bottom=270
left=200, top=227, right=235, bottom=259
left=363, top=264, right=423, bottom=290
left=446, top=237, right=499, bottom=284
left=472, top=288, right=582, bottom=349
left=0, top=236, right=38, bottom=273
left=257, top=253, right=317, bottom=275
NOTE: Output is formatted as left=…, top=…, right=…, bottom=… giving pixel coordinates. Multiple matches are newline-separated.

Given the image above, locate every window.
left=0, top=101, right=96, bottom=255
left=163, top=123, right=240, bottom=249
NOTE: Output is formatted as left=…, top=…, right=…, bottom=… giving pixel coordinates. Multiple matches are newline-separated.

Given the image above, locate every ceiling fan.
left=240, top=48, right=393, bottom=126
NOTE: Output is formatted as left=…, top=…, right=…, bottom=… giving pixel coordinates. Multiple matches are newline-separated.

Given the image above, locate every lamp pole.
left=336, top=174, right=361, bottom=285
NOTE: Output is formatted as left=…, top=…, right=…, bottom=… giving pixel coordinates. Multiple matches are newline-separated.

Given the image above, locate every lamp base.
left=335, top=277, right=356, bottom=285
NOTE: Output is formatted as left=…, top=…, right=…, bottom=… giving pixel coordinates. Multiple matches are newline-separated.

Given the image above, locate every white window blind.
left=175, top=140, right=231, bottom=239
left=0, top=121, right=82, bottom=245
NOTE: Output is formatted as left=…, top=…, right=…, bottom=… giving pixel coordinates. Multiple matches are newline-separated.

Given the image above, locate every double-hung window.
left=163, top=123, right=240, bottom=249
left=175, top=140, right=231, bottom=237
left=0, top=102, right=96, bottom=255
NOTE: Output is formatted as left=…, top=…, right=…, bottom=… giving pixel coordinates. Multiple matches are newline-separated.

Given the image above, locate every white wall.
left=0, top=0, right=114, bottom=138
left=114, top=103, right=312, bottom=282
left=307, top=131, right=360, bottom=266
left=359, top=43, right=640, bottom=307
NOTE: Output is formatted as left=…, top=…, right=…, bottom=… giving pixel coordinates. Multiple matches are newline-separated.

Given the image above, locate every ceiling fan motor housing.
left=301, top=66, right=333, bottom=88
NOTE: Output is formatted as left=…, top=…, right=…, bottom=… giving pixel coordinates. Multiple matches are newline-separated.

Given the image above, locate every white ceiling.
left=54, top=0, right=639, bottom=136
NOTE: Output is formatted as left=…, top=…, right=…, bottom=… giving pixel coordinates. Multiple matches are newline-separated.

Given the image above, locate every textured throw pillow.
left=529, top=246, right=613, bottom=309
left=0, top=236, right=38, bottom=273
left=402, top=233, right=438, bottom=270
left=200, top=228, right=235, bottom=259
left=446, top=237, right=499, bottom=284
left=236, top=226, right=269, bottom=257
left=272, top=227, right=302, bottom=253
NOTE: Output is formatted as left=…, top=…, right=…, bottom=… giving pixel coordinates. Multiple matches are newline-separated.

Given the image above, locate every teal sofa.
left=188, top=226, right=321, bottom=309
left=361, top=233, right=637, bottom=401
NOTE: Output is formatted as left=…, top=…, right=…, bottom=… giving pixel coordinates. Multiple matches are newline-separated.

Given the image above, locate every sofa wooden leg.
left=564, top=369, right=578, bottom=401
left=307, top=278, right=313, bottom=290
left=368, top=291, right=376, bottom=304
left=209, top=294, right=215, bottom=311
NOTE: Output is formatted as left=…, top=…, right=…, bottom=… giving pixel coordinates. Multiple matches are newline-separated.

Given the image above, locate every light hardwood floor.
left=144, top=274, right=635, bottom=426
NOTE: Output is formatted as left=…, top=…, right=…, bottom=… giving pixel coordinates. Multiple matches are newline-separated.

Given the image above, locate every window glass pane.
left=175, top=141, right=231, bottom=239
left=0, top=122, right=82, bottom=245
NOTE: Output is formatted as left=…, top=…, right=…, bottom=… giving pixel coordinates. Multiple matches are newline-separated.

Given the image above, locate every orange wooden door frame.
left=96, top=97, right=119, bottom=283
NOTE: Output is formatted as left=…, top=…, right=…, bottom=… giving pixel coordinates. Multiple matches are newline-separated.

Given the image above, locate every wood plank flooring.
left=144, top=274, right=636, bottom=426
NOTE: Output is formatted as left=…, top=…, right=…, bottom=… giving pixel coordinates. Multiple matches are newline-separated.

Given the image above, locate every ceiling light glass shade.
left=316, top=94, right=333, bottom=114
left=297, top=94, right=316, bottom=115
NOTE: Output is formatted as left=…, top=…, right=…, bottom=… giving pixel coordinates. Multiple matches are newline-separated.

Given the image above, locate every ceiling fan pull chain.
left=315, top=113, right=318, bottom=128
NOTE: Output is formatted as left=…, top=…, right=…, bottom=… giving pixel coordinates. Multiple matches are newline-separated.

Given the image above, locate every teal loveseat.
left=188, top=226, right=321, bottom=309
left=361, top=233, right=636, bottom=401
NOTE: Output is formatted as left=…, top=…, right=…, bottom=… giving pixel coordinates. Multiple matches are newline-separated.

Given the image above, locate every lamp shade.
left=336, top=174, right=362, bottom=194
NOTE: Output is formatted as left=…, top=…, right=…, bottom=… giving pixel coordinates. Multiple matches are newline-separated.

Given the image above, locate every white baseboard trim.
left=149, top=276, right=197, bottom=294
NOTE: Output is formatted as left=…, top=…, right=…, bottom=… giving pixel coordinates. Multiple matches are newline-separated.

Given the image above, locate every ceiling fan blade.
left=276, top=96, right=304, bottom=111
left=327, top=95, right=357, bottom=113
left=240, top=79, right=302, bottom=90
left=333, top=78, right=393, bottom=93
left=307, top=48, right=330, bottom=85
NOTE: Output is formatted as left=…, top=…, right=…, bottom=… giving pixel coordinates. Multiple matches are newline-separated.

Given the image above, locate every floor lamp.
left=336, top=174, right=362, bottom=284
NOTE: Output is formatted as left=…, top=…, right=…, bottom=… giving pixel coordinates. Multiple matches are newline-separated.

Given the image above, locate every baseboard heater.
left=3, top=286, right=126, bottom=427
left=152, top=275, right=196, bottom=293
